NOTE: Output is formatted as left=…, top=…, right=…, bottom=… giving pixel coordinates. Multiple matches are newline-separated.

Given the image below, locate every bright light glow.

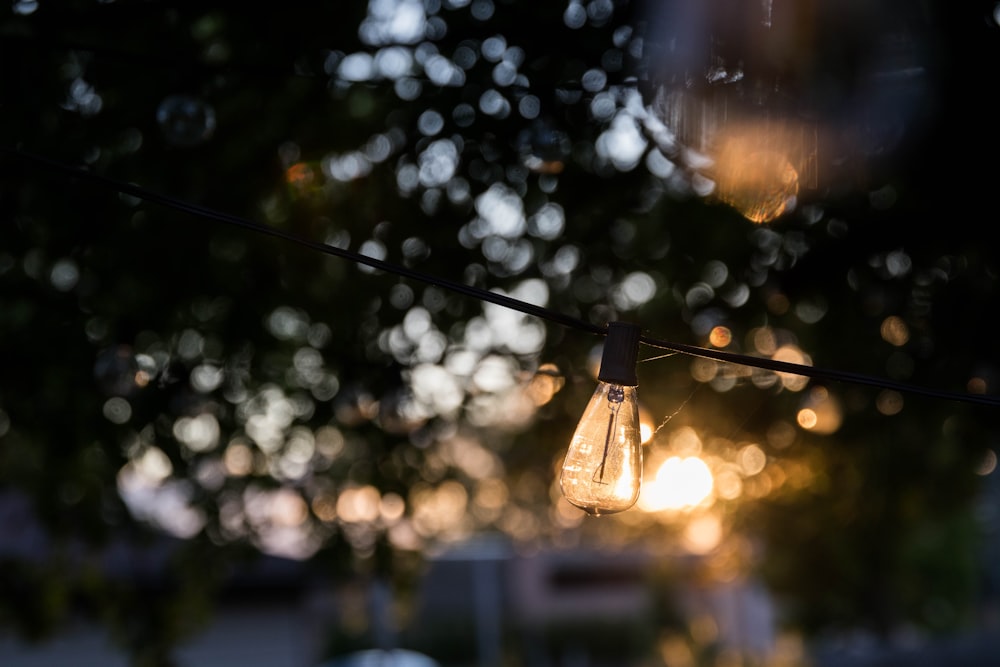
left=117, top=449, right=206, bottom=540
left=418, top=138, right=459, bottom=187
left=409, top=363, right=464, bottom=417
left=655, top=86, right=811, bottom=223
left=134, top=446, right=173, bottom=482
left=669, top=426, right=703, bottom=455
left=337, top=485, right=382, bottom=523
left=715, top=467, right=743, bottom=500
left=797, top=387, right=843, bottom=434
left=639, top=456, right=714, bottom=511
left=612, top=271, right=657, bottom=310
left=223, top=439, right=254, bottom=476
left=269, top=487, right=310, bottom=527
left=596, top=111, right=648, bottom=171
left=472, top=354, right=518, bottom=392
left=242, top=385, right=299, bottom=452
left=243, top=485, right=321, bottom=560
left=528, top=203, right=565, bottom=240
left=880, top=315, right=910, bottom=346
left=737, top=444, right=767, bottom=476
left=472, top=478, right=508, bottom=521
left=752, top=327, right=778, bottom=355
left=362, top=0, right=426, bottom=45
left=311, top=489, right=338, bottom=522
left=682, top=513, right=723, bottom=554
left=712, top=129, right=799, bottom=223
left=411, top=480, right=470, bottom=537
left=441, top=435, right=501, bottom=479
left=708, top=325, right=732, bottom=347
left=474, top=182, right=526, bottom=238
left=378, top=493, right=405, bottom=523
left=173, top=413, right=220, bottom=453
left=525, top=363, right=564, bottom=406
left=773, top=344, right=812, bottom=391
left=638, top=403, right=655, bottom=444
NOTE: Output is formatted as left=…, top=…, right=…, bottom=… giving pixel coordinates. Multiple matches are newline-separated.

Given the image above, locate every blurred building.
left=4, top=488, right=1000, bottom=666
left=0, top=488, right=773, bottom=667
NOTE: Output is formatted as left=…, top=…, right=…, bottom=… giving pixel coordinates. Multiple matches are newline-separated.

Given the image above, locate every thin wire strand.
left=5, top=146, right=999, bottom=409
left=639, top=352, right=679, bottom=364
left=651, top=383, right=702, bottom=437
left=4, top=148, right=604, bottom=337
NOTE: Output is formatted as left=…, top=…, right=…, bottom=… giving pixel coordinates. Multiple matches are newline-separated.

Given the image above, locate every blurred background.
left=2, top=1, right=1000, bottom=665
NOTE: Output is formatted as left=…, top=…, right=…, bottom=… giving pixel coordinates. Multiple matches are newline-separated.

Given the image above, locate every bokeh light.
left=796, top=387, right=843, bottom=434
left=156, top=95, right=216, bottom=147
left=525, top=363, right=565, bottom=406
left=737, top=443, right=767, bottom=476
left=639, top=456, right=715, bottom=512
left=772, top=345, right=812, bottom=392
left=880, top=315, right=910, bottom=346
left=709, top=326, right=732, bottom=348
left=966, top=374, right=989, bottom=394
left=682, top=512, right=724, bottom=554
left=975, top=449, right=997, bottom=476
left=876, top=390, right=904, bottom=416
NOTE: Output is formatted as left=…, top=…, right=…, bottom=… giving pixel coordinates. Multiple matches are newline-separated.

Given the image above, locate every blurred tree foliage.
left=2, top=0, right=999, bottom=664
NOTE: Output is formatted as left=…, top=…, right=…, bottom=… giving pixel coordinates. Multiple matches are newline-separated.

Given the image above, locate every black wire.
left=4, top=146, right=999, bottom=409
left=637, top=334, right=1000, bottom=408
left=4, top=148, right=604, bottom=336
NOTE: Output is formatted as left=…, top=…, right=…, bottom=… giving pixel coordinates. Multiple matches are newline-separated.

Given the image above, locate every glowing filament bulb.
left=560, top=322, right=643, bottom=516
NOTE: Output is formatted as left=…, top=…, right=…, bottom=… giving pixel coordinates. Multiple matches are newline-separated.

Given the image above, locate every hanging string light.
left=5, top=146, right=997, bottom=411
left=0, top=147, right=1000, bottom=407
left=6, top=146, right=999, bottom=521
left=559, top=322, right=643, bottom=516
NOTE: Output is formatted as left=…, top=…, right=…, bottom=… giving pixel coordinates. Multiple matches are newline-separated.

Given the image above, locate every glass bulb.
left=560, top=381, right=642, bottom=516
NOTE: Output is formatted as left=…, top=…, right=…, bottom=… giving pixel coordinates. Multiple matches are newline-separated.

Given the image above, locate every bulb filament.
left=593, top=386, right=624, bottom=484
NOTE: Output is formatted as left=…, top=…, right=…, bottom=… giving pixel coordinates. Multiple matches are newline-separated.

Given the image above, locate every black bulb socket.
left=597, top=321, right=640, bottom=386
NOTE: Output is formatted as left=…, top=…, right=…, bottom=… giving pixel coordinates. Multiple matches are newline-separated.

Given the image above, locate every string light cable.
left=4, top=146, right=999, bottom=410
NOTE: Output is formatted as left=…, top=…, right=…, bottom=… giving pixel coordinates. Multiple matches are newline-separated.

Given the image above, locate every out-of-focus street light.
left=639, top=0, right=933, bottom=222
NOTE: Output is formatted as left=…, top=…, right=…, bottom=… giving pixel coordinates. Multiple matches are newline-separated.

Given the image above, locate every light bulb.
left=560, top=322, right=643, bottom=516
